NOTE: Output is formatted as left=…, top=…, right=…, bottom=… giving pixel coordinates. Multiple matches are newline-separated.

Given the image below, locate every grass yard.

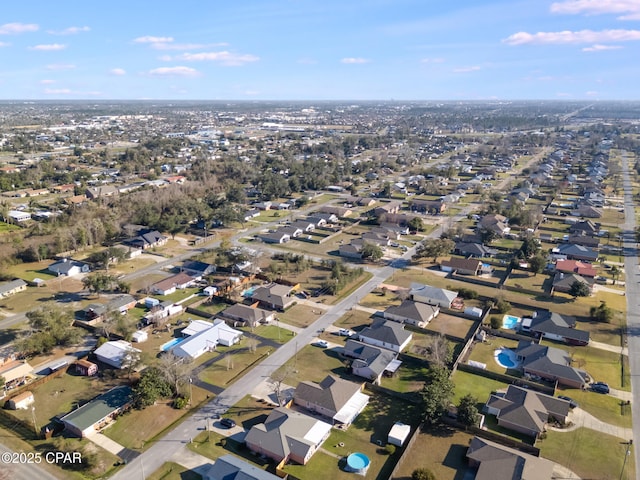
left=161, top=287, right=201, bottom=304
left=223, top=395, right=274, bottom=430
left=466, top=338, right=521, bottom=375
left=188, top=430, right=272, bottom=470
left=240, top=324, right=293, bottom=345
left=391, top=426, right=474, bottom=480
left=451, top=370, right=511, bottom=405
left=378, top=354, right=429, bottom=394
left=272, top=345, right=348, bottom=385
left=0, top=221, right=20, bottom=233
left=333, top=308, right=373, bottom=329
left=197, top=345, right=271, bottom=388
left=424, top=312, right=478, bottom=340
left=277, top=304, right=323, bottom=328
left=538, top=428, right=634, bottom=480
left=191, top=299, right=229, bottom=316
left=147, top=462, right=202, bottom=480
left=504, top=271, right=549, bottom=294
left=103, top=384, right=210, bottom=450
left=358, top=291, right=401, bottom=310
left=555, top=386, right=632, bottom=428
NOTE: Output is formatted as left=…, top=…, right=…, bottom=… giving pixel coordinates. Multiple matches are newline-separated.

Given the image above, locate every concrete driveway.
left=547, top=407, right=633, bottom=441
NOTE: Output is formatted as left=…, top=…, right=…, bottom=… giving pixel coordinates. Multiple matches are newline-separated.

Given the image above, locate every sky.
left=0, top=0, right=638, bottom=100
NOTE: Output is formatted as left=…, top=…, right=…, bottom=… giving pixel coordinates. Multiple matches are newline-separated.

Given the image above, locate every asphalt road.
left=620, top=154, right=640, bottom=478
left=0, top=444, right=60, bottom=480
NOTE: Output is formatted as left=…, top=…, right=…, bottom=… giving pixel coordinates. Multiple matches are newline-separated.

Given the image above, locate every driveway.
left=548, top=407, right=633, bottom=441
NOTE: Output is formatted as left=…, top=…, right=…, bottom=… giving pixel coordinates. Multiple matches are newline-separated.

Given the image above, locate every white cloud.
left=0, top=23, right=38, bottom=35
left=504, top=29, right=640, bottom=45
left=341, top=57, right=370, bottom=64
left=46, top=63, right=76, bottom=70
left=177, top=51, right=259, bottom=66
left=0, top=41, right=10, bottom=47
left=134, top=36, right=174, bottom=44
left=147, top=66, right=200, bottom=77
left=453, top=65, right=481, bottom=73
left=151, top=42, right=227, bottom=51
left=420, top=58, right=445, bottom=64
left=582, top=43, right=623, bottom=51
left=29, top=43, right=66, bottom=51
left=48, top=26, right=90, bottom=35
left=39, top=79, right=55, bottom=84
left=44, top=88, right=71, bottom=94
left=551, top=1, right=640, bottom=20
left=109, top=68, right=126, bottom=76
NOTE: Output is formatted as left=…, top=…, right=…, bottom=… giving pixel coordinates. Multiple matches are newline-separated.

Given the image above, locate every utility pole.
left=620, top=439, right=632, bottom=480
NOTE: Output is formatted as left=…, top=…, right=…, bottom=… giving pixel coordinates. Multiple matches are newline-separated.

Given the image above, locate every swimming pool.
left=494, top=348, right=520, bottom=369
left=242, top=286, right=257, bottom=297
left=502, top=314, right=521, bottom=329
left=160, top=337, right=184, bottom=352
left=346, top=452, right=370, bottom=474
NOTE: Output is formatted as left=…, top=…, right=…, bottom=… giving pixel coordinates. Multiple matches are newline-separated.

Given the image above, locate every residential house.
left=151, top=272, right=197, bottom=296
left=374, top=200, right=402, bottom=216
left=47, top=258, right=90, bottom=277
left=521, top=311, right=590, bottom=346
left=554, top=244, right=598, bottom=262
left=312, top=212, right=339, bottom=224
left=93, top=340, right=141, bottom=369
left=85, top=185, right=119, bottom=199
left=357, top=319, right=412, bottom=353
left=75, top=359, right=98, bottom=377
left=82, top=303, right=107, bottom=323
left=478, top=214, right=510, bottom=236
left=569, top=220, right=600, bottom=236
left=258, top=231, right=291, bottom=244
left=0, top=361, right=33, bottom=388
left=180, top=319, right=214, bottom=337
left=181, top=260, right=216, bottom=277
left=515, top=341, right=589, bottom=389
left=107, top=294, right=137, bottom=314
left=244, top=209, right=260, bottom=222
left=571, top=205, right=603, bottom=219
left=551, top=272, right=594, bottom=295
left=555, top=259, right=597, bottom=278
left=8, top=210, right=31, bottom=223
left=342, top=340, right=401, bottom=384
left=172, top=320, right=243, bottom=361
left=293, top=375, right=369, bottom=426
left=382, top=300, right=439, bottom=328
left=305, top=216, right=327, bottom=227
left=249, top=283, right=296, bottom=311
left=124, top=229, right=168, bottom=250
left=339, top=242, right=363, bottom=259
left=484, top=385, right=571, bottom=438
left=440, top=257, right=482, bottom=275
left=466, top=436, right=555, bottom=480
left=245, top=407, right=332, bottom=466
left=320, top=205, right=353, bottom=218
left=291, top=220, right=315, bottom=233
left=409, top=198, right=446, bottom=215
left=142, top=301, right=183, bottom=325
left=0, top=279, right=27, bottom=298
left=454, top=242, right=498, bottom=258
left=567, top=233, right=600, bottom=248
left=220, top=303, right=275, bottom=328
left=61, top=385, right=133, bottom=437
left=410, top=283, right=459, bottom=309
left=202, top=455, right=281, bottom=480
left=278, top=225, right=303, bottom=238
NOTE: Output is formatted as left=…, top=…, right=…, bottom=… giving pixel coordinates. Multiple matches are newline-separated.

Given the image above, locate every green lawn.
left=555, top=386, right=632, bottom=428
left=0, top=221, right=20, bottom=233
left=147, top=462, right=202, bottom=480
left=272, top=345, right=348, bottom=385
left=161, top=287, right=201, bottom=304
left=466, top=338, right=521, bottom=374
left=197, top=345, right=271, bottom=388
left=277, top=304, right=323, bottom=328
left=333, top=309, right=373, bottom=329
left=240, top=324, right=292, bottom=345
left=538, top=428, right=634, bottom=480
left=452, top=370, right=510, bottom=405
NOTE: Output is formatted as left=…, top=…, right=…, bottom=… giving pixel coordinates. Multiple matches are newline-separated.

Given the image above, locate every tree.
left=414, top=238, right=455, bottom=263
left=520, top=236, right=540, bottom=258
left=421, top=365, right=454, bottom=425
left=412, top=468, right=436, bottom=480
left=610, top=265, right=621, bottom=285
left=529, top=254, right=546, bottom=276
left=569, top=280, right=591, bottom=298
left=408, top=216, right=425, bottom=232
left=268, top=367, right=292, bottom=407
left=158, top=352, right=191, bottom=396
left=590, top=301, right=614, bottom=323
left=122, top=349, right=142, bottom=379
left=457, top=394, right=480, bottom=426
left=19, top=305, right=81, bottom=355
left=134, top=367, right=173, bottom=408
left=361, top=242, right=383, bottom=262
left=425, top=334, right=452, bottom=368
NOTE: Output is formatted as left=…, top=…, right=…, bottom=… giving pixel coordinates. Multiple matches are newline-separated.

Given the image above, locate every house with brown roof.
left=249, top=283, right=296, bottom=311
left=466, top=436, right=555, bottom=480
left=293, top=375, right=369, bottom=426
left=551, top=272, right=594, bottom=295
left=151, top=272, right=197, bottom=295
left=515, top=341, right=589, bottom=389
left=485, top=385, right=571, bottom=438
left=220, top=303, right=275, bottom=327
left=440, top=257, right=482, bottom=275
left=554, top=259, right=597, bottom=278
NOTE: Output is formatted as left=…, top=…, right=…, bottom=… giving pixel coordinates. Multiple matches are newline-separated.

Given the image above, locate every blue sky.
left=0, top=0, right=638, bottom=100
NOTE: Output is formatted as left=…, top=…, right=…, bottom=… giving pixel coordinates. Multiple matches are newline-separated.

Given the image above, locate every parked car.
left=591, top=382, right=610, bottom=394
left=558, top=395, right=578, bottom=409
left=220, top=418, right=236, bottom=429
left=312, top=340, right=328, bottom=348
left=337, top=328, right=355, bottom=337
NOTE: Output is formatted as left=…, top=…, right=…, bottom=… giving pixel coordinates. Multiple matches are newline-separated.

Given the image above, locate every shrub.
left=173, top=395, right=189, bottom=409
left=495, top=299, right=511, bottom=314
left=490, top=316, right=502, bottom=329
left=385, top=443, right=396, bottom=455
left=458, top=287, right=478, bottom=300
left=412, top=468, right=436, bottom=480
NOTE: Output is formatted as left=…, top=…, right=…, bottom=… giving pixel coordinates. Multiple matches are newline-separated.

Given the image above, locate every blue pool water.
left=495, top=348, right=520, bottom=369
left=160, top=337, right=184, bottom=352
left=242, top=286, right=257, bottom=297
left=346, top=453, right=370, bottom=472
left=502, top=314, right=521, bottom=329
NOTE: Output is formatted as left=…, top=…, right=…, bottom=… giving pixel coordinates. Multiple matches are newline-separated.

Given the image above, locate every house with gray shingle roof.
left=383, top=300, right=439, bottom=328
left=484, top=385, right=571, bottom=438
left=293, top=375, right=369, bottom=426
left=522, top=310, right=590, bottom=346
left=249, top=283, right=296, bottom=311
left=244, top=407, right=332, bottom=466
left=410, top=283, right=458, bottom=309
left=342, top=340, right=400, bottom=384
left=0, top=279, right=27, bottom=298
left=357, top=319, right=412, bottom=353
left=515, top=341, right=590, bottom=388
left=202, top=454, right=281, bottom=480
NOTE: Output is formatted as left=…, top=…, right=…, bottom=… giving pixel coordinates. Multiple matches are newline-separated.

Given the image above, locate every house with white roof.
left=172, top=319, right=242, bottom=361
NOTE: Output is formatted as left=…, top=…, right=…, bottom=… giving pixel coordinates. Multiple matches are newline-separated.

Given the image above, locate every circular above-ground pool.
left=494, top=348, right=521, bottom=369
left=346, top=452, right=371, bottom=474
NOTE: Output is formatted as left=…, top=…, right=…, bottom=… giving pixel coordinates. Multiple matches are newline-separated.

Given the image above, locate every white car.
left=338, top=328, right=355, bottom=337
left=312, top=340, right=328, bottom=348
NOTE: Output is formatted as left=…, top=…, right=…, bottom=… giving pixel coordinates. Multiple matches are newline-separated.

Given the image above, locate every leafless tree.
left=268, top=366, right=293, bottom=406
left=425, top=334, right=453, bottom=368
left=158, top=351, right=190, bottom=395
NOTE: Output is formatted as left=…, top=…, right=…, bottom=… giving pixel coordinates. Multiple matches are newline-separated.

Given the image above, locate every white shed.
left=388, top=422, right=411, bottom=447
left=131, top=330, right=148, bottom=343
left=464, top=307, right=483, bottom=318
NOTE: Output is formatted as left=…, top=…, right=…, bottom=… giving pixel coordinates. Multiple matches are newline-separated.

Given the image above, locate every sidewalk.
left=88, top=432, right=127, bottom=456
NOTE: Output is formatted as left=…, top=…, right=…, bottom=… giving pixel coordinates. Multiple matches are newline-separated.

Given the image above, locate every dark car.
left=591, top=382, right=610, bottom=394
left=220, top=418, right=236, bottom=429
left=558, top=395, right=578, bottom=409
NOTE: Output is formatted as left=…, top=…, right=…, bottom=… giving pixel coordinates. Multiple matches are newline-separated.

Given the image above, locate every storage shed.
left=388, top=422, right=411, bottom=447
left=131, top=330, right=148, bottom=343
left=6, top=391, right=34, bottom=410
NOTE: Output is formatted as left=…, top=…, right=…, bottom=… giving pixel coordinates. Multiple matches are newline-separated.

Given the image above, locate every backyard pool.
left=346, top=452, right=370, bottom=475
left=241, top=286, right=257, bottom=297
left=502, top=314, right=521, bottom=330
left=160, top=337, right=185, bottom=352
left=494, top=348, right=520, bottom=369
